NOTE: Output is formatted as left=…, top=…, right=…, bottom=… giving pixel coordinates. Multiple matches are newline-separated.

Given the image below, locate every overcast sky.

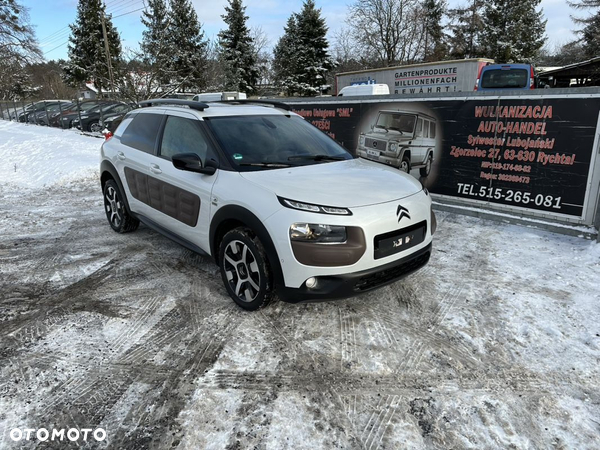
left=25, top=0, right=585, bottom=62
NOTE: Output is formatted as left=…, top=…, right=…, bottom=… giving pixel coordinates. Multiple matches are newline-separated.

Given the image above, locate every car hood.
left=239, top=158, right=423, bottom=208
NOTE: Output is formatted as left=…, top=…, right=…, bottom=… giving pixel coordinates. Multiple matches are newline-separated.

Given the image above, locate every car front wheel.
left=400, top=154, right=411, bottom=173
left=219, top=227, right=273, bottom=310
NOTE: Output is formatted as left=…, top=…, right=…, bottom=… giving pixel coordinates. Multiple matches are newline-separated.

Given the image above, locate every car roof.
left=132, top=102, right=296, bottom=119
left=377, top=110, right=436, bottom=121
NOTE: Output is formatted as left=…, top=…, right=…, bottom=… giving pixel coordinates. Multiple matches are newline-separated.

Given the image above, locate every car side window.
left=120, top=112, right=163, bottom=154
left=423, top=120, right=429, bottom=138
left=159, top=116, right=211, bottom=162
left=429, top=121, right=436, bottom=139
left=416, top=118, right=423, bottom=137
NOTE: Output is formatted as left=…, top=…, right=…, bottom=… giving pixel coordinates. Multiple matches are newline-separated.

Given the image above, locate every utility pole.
left=101, top=11, right=116, bottom=97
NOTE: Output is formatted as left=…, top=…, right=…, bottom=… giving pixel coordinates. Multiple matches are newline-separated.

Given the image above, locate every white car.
left=100, top=99, right=436, bottom=310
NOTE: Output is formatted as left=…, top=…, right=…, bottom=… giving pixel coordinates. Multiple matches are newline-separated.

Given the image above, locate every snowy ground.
left=0, top=121, right=599, bottom=449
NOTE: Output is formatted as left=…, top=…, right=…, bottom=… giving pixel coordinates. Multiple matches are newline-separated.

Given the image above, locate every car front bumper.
left=277, top=242, right=431, bottom=302
left=357, top=147, right=401, bottom=167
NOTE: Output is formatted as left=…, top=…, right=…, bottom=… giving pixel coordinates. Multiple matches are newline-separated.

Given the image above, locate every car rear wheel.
left=420, top=154, right=433, bottom=177
left=103, top=179, right=139, bottom=233
left=219, top=227, right=273, bottom=311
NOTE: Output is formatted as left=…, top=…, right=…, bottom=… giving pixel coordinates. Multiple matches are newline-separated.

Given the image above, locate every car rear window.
left=120, top=112, right=163, bottom=154
left=481, top=69, right=528, bottom=89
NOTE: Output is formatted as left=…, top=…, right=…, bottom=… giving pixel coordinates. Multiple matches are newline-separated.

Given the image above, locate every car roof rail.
left=214, top=99, right=292, bottom=111
left=138, top=98, right=210, bottom=111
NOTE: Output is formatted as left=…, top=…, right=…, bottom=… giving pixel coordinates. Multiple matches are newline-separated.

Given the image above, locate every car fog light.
left=306, top=277, right=317, bottom=289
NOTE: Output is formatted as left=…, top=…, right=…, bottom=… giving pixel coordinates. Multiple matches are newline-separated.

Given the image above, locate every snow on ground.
left=0, top=121, right=599, bottom=449
left=0, top=121, right=101, bottom=190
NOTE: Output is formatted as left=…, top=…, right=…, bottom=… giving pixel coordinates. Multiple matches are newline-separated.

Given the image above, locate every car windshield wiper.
left=387, top=127, right=403, bottom=134
left=239, top=162, right=295, bottom=167
left=288, top=154, right=346, bottom=162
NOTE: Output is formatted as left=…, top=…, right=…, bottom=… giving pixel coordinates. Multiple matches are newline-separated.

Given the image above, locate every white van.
left=337, top=84, right=390, bottom=97
left=192, top=92, right=247, bottom=102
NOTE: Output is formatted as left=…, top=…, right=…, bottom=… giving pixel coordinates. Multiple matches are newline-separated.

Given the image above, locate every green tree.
left=168, top=0, right=208, bottom=92
left=423, top=0, right=447, bottom=61
left=64, top=0, right=121, bottom=94
left=569, top=0, right=600, bottom=58
left=481, top=0, right=546, bottom=63
left=273, top=16, right=300, bottom=96
left=140, top=0, right=171, bottom=85
left=273, top=0, right=332, bottom=96
left=218, top=0, right=258, bottom=93
left=447, top=0, right=485, bottom=59
left=0, top=0, right=41, bottom=99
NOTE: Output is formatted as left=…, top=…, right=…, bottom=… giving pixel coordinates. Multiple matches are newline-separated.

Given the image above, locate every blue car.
left=476, top=64, right=536, bottom=91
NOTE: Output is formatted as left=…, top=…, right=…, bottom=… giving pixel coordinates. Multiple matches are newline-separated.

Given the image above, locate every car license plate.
left=374, top=221, right=426, bottom=259
left=367, top=149, right=380, bottom=158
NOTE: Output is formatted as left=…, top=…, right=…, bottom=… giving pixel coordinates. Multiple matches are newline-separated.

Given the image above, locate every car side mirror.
left=172, top=153, right=218, bottom=175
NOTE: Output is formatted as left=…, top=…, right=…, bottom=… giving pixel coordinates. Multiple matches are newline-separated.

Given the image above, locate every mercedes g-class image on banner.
left=357, top=108, right=439, bottom=179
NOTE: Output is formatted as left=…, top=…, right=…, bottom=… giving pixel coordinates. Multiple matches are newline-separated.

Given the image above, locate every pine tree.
left=481, top=0, right=546, bottom=63
left=0, top=0, right=41, bottom=99
left=273, top=1, right=332, bottom=96
left=447, top=0, right=485, bottom=59
left=582, top=11, right=600, bottom=58
left=273, top=16, right=300, bottom=96
left=168, top=0, right=208, bottom=92
left=423, top=0, right=447, bottom=62
left=295, top=0, right=333, bottom=96
left=140, top=0, right=171, bottom=84
left=569, top=0, right=600, bottom=58
left=64, top=0, right=121, bottom=94
left=218, top=0, right=259, bottom=93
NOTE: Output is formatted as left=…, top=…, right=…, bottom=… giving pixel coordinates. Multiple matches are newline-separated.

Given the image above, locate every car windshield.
left=481, top=69, right=528, bottom=89
left=205, top=115, right=353, bottom=171
left=375, top=113, right=416, bottom=133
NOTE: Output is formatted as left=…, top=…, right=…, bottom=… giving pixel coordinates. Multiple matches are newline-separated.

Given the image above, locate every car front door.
left=145, top=111, right=218, bottom=249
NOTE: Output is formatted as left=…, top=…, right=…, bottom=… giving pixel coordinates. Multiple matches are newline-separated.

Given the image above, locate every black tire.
left=88, top=121, right=101, bottom=133
left=400, top=154, right=411, bottom=173
left=219, top=227, right=273, bottom=311
left=420, top=154, right=433, bottom=177
left=103, top=179, right=139, bottom=233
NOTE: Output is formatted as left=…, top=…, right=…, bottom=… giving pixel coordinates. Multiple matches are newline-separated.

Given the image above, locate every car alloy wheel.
left=90, top=121, right=102, bottom=133
left=223, top=240, right=261, bottom=302
left=219, top=228, right=273, bottom=310
left=104, top=184, right=123, bottom=229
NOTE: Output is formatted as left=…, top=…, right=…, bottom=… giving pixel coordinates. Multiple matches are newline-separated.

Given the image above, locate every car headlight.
left=359, top=135, right=365, bottom=146
left=290, top=223, right=347, bottom=243
left=390, top=142, right=397, bottom=151
left=279, top=197, right=352, bottom=215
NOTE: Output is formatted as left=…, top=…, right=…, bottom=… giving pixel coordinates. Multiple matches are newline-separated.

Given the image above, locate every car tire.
left=219, top=227, right=273, bottom=311
left=103, top=179, right=139, bottom=233
left=400, top=154, right=411, bottom=173
left=420, top=154, right=433, bottom=177
left=89, top=121, right=101, bottom=133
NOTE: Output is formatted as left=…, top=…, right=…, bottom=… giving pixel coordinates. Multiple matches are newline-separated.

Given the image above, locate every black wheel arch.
left=100, top=160, right=132, bottom=214
left=210, top=205, right=284, bottom=287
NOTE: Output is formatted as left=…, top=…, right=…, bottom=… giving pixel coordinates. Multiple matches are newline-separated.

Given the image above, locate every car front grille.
left=364, top=137, right=387, bottom=150
left=353, top=249, right=430, bottom=292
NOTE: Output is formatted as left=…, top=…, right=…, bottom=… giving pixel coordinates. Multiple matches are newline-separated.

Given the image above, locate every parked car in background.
left=337, top=84, right=390, bottom=96
left=18, top=100, right=70, bottom=123
left=101, top=109, right=131, bottom=133
left=475, top=64, right=536, bottom=91
left=27, top=101, right=72, bottom=126
left=72, top=102, right=132, bottom=132
left=57, top=101, right=102, bottom=129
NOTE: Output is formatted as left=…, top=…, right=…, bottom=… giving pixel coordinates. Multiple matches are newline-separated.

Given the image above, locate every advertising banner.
left=288, top=97, right=600, bottom=220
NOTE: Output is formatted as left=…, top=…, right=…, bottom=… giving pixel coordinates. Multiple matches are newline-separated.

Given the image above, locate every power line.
left=43, top=4, right=148, bottom=56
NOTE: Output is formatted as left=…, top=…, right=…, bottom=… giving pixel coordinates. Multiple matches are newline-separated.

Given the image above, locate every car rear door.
left=146, top=110, right=218, bottom=249
left=113, top=110, right=166, bottom=221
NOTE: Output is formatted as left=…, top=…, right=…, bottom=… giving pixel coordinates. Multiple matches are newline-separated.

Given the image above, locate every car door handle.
left=149, top=164, right=162, bottom=174
left=117, top=151, right=126, bottom=160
